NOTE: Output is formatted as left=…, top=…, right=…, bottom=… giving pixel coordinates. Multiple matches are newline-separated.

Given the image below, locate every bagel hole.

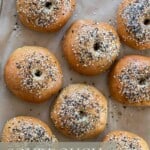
left=138, top=78, right=147, bottom=85
left=45, top=2, right=52, bottom=9
left=143, top=19, right=150, bottom=25
left=93, top=42, right=100, bottom=51
left=79, top=110, right=86, bottom=117
left=34, top=70, right=42, bottom=77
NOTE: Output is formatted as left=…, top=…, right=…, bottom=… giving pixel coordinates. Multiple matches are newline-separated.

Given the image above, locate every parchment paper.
left=0, top=0, right=149, bottom=144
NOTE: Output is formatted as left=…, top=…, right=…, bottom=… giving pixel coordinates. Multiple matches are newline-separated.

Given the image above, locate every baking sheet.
left=0, top=0, right=149, bottom=144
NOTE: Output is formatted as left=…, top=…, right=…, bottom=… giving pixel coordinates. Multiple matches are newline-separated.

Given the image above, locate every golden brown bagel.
left=51, top=84, right=107, bottom=140
left=2, top=116, right=57, bottom=142
left=16, top=0, right=76, bottom=32
left=109, top=55, right=150, bottom=106
left=117, top=0, right=150, bottom=50
left=103, top=131, right=149, bottom=150
left=63, top=20, right=120, bottom=75
left=4, top=46, right=63, bottom=103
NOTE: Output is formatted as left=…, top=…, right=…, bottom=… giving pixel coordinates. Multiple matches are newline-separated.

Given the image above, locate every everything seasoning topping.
left=72, top=24, right=120, bottom=67
left=117, top=62, right=150, bottom=103
left=16, top=51, right=59, bottom=97
left=17, top=0, right=72, bottom=27
left=108, top=133, right=142, bottom=150
left=8, top=119, right=56, bottom=142
left=56, top=88, right=106, bottom=138
left=122, top=0, right=150, bottom=43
